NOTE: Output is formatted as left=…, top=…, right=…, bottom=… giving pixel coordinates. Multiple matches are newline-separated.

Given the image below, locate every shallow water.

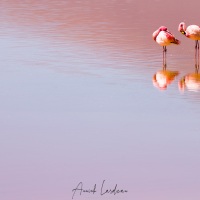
left=0, top=1, right=200, bottom=200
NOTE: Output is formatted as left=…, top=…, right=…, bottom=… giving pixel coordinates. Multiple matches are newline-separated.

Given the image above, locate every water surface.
left=0, top=1, right=200, bottom=200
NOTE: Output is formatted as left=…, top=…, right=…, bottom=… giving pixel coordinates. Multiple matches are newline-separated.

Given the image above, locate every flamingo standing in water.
left=178, top=22, right=200, bottom=68
left=153, top=26, right=180, bottom=68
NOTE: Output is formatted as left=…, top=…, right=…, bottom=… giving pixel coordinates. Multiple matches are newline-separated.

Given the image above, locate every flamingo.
left=152, top=26, right=180, bottom=68
left=178, top=22, right=200, bottom=68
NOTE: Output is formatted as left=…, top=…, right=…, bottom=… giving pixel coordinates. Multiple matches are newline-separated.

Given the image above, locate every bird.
left=152, top=26, right=180, bottom=68
left=178, top=22, right=200, bottom=67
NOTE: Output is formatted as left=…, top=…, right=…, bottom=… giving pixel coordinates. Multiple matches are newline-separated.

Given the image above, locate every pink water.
left=0, top=1, right=200, bottom=200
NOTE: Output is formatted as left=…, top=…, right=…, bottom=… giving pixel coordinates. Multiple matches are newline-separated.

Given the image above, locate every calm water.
left=0, top=1, right=200, bottom=200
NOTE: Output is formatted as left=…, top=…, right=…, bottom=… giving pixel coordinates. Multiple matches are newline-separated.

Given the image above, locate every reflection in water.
left=179, top=66, right=200, bottom=92
left=153, top=68, right=179, bottom=90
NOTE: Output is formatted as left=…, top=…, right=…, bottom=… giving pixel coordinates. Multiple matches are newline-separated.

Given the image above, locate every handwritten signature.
left=72, top=180, right=128, bottom=199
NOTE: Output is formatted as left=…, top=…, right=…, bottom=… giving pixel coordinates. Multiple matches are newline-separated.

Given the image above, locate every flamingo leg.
left=163, top=46, right=167, bottom=70
left=197, top=40, right=199, bottom=70
left=195, top=66, right=199, bottom=73
left=195, top=40, right=199, bottom=70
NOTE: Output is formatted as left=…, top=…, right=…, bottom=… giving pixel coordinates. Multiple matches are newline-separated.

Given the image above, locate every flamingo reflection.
left=153, top=68, right=179, bottom=90
left=179, top=65, right=200, bottom=92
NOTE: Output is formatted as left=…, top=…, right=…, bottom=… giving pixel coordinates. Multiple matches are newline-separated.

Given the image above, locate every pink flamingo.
left=178, top=22, right=200, bottom=68
left=153, top=26, right=180, bottom=68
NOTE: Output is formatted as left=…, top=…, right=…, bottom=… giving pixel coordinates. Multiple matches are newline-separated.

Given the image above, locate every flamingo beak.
left=181, top=31, right=186, bottom=35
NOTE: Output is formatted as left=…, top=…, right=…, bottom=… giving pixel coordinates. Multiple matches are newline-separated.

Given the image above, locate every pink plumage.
left=153, top=26, right=180, bottom=46
left=178, top=22, right=200, bottom=40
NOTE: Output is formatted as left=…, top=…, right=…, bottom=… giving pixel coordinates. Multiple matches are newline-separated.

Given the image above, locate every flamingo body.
left=153, top=26, right=180, bottom=46
left=178, top=22, right=200, bottom=40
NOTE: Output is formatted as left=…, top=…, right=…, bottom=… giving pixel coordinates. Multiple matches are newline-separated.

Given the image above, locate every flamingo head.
left=159, top=26, right=168, bottom=31
left=178, top=22, right=186, bottom=35
left=152, top=26, right=167, bottom=41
